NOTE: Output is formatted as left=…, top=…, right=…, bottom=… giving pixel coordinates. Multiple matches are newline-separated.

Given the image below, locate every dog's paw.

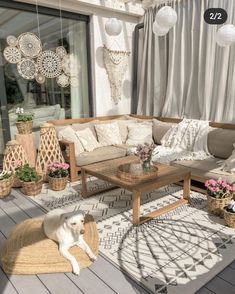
left=72, top=266, right=80, bottom=275
left=90, top=255, right=97, bottom=262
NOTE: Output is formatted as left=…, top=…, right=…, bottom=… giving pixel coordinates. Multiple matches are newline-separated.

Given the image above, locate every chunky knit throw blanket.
left=152, top=119, right=212, bottom=164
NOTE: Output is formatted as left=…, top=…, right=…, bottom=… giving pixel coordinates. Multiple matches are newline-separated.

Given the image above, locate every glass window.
left=0, top=4, right=91, bottom=157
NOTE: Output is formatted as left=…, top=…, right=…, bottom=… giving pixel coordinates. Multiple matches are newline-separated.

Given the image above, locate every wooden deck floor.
left=0, top=190, right=234, bottom=294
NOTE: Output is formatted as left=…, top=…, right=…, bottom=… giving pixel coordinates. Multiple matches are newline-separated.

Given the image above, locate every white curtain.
left=137, top=0, right=235, bottom=123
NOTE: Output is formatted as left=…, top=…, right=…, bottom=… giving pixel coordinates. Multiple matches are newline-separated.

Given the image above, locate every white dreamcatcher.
left=3, top=0, right=80, bottom=88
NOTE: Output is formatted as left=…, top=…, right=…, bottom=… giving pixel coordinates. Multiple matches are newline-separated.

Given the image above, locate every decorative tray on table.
left=117, top=162, right=158, bottom=183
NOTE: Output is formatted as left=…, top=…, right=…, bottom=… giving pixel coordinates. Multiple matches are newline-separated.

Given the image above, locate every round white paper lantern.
left=105, top=18, right=122, bottom=36
left=156, top=6, right=177, bottom=28
left=153, top=20, right=169, bottom=36
left=215, top=24, right=235, bottom=47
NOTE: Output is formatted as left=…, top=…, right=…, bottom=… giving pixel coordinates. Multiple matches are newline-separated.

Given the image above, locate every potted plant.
left=0, top=170, right=13, bottom=198
left=224, top=199, right=235, bottom=228
left=15, top=164, right=42, bottom=196
left=205, top=178, right=234, bottom=216
left=15, top=107, right=34, bottom=134
left=135, top=143, right=156, bottom=171
left=12, top=159, right=23, bottom=188
left=47, top=162, right=69, bottom=191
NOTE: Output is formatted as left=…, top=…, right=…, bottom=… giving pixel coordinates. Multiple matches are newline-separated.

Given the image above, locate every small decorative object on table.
left=15, top=164, right=42, bottom=196
left=15, top=107, right=34, bottom=134
left=224, top=198, right=235, bottom=228
left=205, top=178, right=234, bottom=216
left=0, top=170, right=13, bottom=198
left=48, top=162, right=69, bottom=191
left=135, top=142, right=156, bottom=171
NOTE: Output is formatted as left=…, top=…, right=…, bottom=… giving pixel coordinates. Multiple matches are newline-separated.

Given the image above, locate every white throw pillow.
left=117, top=120, right=138, bottom=143
left=75, top=128, right=101, bottom=152
left=126, top=123, right=153, bottom=146
left=222, top=143, right=235, bottom=173
left=94, top=122, right=122, bottom=146
left=58, top=126, right=84, bottom=156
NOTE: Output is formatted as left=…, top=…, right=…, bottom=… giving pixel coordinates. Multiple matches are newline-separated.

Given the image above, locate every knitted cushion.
left=1, top=215, right=99, bottom=275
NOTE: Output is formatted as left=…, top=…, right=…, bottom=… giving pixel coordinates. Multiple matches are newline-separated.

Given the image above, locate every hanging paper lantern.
left=105, top=18, right=122, bottom=36
left=153, top=20, right=169, bottom=36
left=156, top=6, right=177, bottom=28
left=215, top=24, right=235, bottom=47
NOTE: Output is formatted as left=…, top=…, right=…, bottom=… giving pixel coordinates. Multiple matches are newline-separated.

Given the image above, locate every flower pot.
left=12, top=175, right=22, bottom=188
left=16, top=121, right=33, bottom=134
left=207, top=194, right=232, bottom=216
left=224, top=209, right=235, bottom=228
left=141, top=159, right=153, bottom=172
left=21, top=179, right=43, bottom=196
left=0, top=175, right=13, bottom=198
left=48, top=176, right=68, bottom=191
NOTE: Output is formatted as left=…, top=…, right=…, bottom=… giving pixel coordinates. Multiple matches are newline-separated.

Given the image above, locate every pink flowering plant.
left=135, top=143, right=155, bottom=163
left=205, top=178, right=235, bottom=199
left=47, top=162, right=69, bottom=178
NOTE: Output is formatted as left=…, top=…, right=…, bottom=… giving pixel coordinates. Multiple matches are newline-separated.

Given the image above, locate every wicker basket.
left=0, top=175, right=13, bottom=198
left=16, top=121, right=33, bottom=134
left=12, top=175, right=22, bottom=188
left=207, top=194, right=232, bottom=216
left=21, top=178, right=43, bottom=196
left=48, top=176, right=68, bottom=191
left=224, top=210, right=235, bottom=228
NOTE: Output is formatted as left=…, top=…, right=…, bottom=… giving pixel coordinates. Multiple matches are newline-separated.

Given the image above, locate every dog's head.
left=61, top=209, right=85, bottom=235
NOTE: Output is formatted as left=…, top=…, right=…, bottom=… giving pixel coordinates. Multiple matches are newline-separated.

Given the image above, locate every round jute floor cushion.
left=1, top=215, right=99, bottom=275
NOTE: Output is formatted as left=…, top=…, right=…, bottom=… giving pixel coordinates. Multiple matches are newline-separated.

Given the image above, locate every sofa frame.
left=49, top=114, right=235, bottom=192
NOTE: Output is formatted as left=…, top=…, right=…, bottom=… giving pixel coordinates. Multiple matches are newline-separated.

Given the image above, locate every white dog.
left=43, top=207, right=97, bottom=275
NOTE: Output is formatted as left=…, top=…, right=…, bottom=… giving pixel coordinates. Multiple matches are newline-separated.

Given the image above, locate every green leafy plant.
left=48, top=162, right=70, bottom=178
left=0, top=170, right=11, bottom=180
left=15, top=107, right=34, bottom=122
left=15, top=164, right=41, bottom=182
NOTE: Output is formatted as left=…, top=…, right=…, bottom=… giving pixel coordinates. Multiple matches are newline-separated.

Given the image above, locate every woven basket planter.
left=224, top=210, right=235, bottom=228
left=16, top=121, right=33, bottom=134
left=207, top=194, right=232, bottom=216
left=12, top=175, right=22, bottom=188
left=0, top=175, right=13, bottom=198
left=21, top=178, right=43, bottom=196
left=48, top=176, right=68, bottom=191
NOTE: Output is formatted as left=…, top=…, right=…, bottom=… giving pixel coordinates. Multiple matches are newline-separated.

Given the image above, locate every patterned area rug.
left=16, top=180, right=235, bottom=294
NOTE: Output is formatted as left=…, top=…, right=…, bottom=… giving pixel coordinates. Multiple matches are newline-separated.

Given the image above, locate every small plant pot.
left=224, top=210, right=235, bottom=228
left=16, top=121, right=33, bottom=134
left=207, top=194, right=232, bottom=217
left=21, top=179, right=43, bottom=196
left=0, top=175, right=14, bottom=198
left=12, top=175, right=22, bottom=188
left=48, top=176, right=68, bottom=191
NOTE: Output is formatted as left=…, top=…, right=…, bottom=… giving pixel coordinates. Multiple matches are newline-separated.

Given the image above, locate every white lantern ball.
left=215, top=24, right=235, bottom=47
left=105, top=18, right=122, bottom=36
left=153, top=20, right=169, bottom=36
left=156, top=6, right=177, bottom=28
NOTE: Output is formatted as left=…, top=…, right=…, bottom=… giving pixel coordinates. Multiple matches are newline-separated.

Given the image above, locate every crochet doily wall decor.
left=103, top=44, right=130, bottom=104
left=3, top=32, right=80, bottom=87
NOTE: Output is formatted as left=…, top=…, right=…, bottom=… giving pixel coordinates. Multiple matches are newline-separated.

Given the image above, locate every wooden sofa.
left=49, top=114, right=235, bottom=192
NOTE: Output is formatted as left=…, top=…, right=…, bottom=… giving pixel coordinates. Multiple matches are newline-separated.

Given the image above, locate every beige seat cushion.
left=172, top=158, right=235, bottom=183
left=208, top=128, right=235, bottom=159
left=76, top=146, right=127, bottom=166
left=153, top=119, right=177, bottom=145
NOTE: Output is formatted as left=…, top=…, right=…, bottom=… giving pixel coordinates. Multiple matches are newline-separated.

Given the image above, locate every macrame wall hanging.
left=3, top=0, right=78, bottom=88
left=103, top=44, right=130, bottom=104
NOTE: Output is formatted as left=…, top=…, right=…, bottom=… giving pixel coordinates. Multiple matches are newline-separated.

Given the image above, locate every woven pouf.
left=0, top=215, right=99, bottom=275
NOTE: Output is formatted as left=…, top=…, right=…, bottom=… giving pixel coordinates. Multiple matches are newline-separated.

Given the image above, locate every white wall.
left=16, top=0, right=143, bottom=116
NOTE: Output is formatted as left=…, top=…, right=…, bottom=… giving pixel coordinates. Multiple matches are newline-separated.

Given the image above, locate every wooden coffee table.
left=81, top=156, right=191, bottom=225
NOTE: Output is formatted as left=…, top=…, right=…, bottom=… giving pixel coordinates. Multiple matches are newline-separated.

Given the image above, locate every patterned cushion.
left=126, top=123, right=153, bottom=146
left=117, top=120, right=138, bottom=143
left=75, top=128, right=100, bottom=152
left=94, top=122, right=122, bottom=146
left=58, top=126, right=84, bottom=155
left=153, top=119, right=177, bottom=145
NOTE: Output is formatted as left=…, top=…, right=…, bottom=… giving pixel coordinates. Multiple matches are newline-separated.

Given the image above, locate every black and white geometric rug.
left=19, top=180, right=235, bottom=294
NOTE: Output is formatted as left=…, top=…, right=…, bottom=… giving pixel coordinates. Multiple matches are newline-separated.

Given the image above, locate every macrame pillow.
left=126, top=123, right=153, bottom=146
left=94, top=122, right=122, bottom=146
left=58, top=126, right=84, bottom=156
left=75, top=128, right=101, bottom=152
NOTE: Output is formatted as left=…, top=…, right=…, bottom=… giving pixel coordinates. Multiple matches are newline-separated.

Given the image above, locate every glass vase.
left=141, top=159, right=152, bottom=172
